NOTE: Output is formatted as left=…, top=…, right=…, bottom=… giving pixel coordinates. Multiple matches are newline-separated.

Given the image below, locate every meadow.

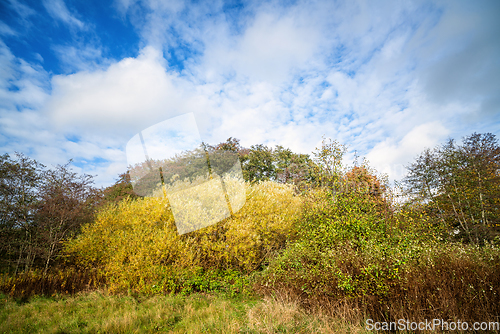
left=0, top=290, right=372, bottom=333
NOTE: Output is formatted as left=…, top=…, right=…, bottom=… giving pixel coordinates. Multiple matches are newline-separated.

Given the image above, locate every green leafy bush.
left=256, top=184, right=500, bottom=322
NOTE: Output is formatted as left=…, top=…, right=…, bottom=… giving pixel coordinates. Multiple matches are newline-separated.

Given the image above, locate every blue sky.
left=1, top=0, right=499, bottom=187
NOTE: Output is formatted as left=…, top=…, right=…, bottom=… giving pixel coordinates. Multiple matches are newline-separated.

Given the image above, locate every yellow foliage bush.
left=64, top=181, right=302, bottom=293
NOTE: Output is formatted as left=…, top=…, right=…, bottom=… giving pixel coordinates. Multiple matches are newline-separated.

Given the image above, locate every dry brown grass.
left=246, top=295, right=369, bottom=334
left=0, top=267, right=104, bottom=299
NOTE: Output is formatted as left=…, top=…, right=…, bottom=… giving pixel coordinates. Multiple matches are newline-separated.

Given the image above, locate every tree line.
left=1, top=132, right=498, bottom=274
left=0, top=154, right=100, bottom=274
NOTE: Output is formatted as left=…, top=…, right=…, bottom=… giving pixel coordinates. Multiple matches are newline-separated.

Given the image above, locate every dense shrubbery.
left=1, top=133, right=499, bottom=325
left=61, top=181, right=301, bottom=295
left=255, top=185, right=500, bottom=321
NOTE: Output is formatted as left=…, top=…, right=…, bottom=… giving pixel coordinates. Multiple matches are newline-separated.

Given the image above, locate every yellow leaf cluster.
left=64, top=181, right=302, bottom=293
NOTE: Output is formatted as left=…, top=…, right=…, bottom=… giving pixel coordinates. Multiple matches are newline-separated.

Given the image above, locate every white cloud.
left=210, top=11, right=320, bottom=84
left=412, top=0, right=500, bottom=122
left=45, top=46, right=192, bottom=134
left=1, top=0, right=498, bottom=188
left=366, top=122, right=450, bottom=181
left=0, top=42, right=49, bottom=111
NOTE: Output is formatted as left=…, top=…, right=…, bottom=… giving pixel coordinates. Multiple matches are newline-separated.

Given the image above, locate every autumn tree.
left=405, top=133, right=500, bottom=244
left=101, top=172, right=140, bottom=206
left=311, top=137, right=348, bottom=189
left=34, top=162, right=102, bottom=273
left=0, top=153, right=44, bottom=273
left=344, top=165, right=385, bottom=197
left=214, top=137, right=245, bottom=154
left=0, top=154, right=102, bottom=273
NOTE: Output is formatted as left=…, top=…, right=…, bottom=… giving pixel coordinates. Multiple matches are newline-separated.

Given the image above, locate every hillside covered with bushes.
left=1, top=133, right=499, bottom=331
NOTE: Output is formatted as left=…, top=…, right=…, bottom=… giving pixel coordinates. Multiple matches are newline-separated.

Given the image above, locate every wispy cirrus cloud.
left=7, top=0, right=36, bottom=20
left=42, top=0, right=85, bottom=30
left=0, top=21, right=17, bottom=36
left=51, top=44, right=110, bottom=72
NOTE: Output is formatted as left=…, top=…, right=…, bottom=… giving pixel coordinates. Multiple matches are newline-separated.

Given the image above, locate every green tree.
left=272, top=145, right=313, bottom=189
left=243, top=144, right=276, bottom=182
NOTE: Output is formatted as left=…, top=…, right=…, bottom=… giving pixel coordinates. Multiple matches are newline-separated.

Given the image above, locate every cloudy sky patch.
left=0, top=0, right=498, bottom=187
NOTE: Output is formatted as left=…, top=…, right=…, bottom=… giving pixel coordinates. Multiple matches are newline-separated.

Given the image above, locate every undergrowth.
left=254, top=187, right=500, bottom=324
left=1, top=179, right=499, bottom=327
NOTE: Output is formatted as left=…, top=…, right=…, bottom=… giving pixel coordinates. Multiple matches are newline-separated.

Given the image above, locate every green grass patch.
left=0, top=290, right=368, bottom=333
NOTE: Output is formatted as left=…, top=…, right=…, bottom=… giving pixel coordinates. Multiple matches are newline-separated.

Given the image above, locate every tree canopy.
left=404, top=132, right=500, bottom=243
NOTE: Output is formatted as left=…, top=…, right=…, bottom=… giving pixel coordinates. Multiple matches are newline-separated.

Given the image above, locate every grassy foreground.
left=0, top=290, right=368, bottom=334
